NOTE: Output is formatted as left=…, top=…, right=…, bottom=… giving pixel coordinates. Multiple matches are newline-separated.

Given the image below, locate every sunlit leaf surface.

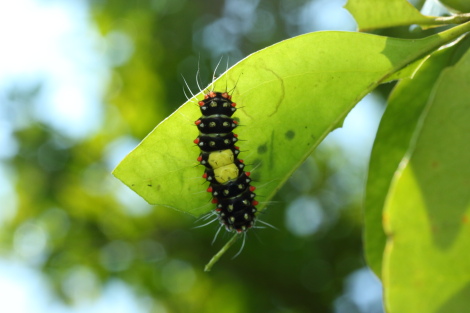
left=364, top=39, right=469, bottom=277
left=113, top=23, right=470, bottom=217
left=382, top=39, right=470, bottom=313
left=345, top=0, right=438, bottom=30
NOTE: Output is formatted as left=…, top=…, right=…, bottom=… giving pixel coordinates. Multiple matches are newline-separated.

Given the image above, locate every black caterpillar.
left=194, top=91, right=258, bottom=232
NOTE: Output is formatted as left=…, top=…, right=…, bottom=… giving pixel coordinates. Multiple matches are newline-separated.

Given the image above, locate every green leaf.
left=382, top=39, right=470, bottom=312
left=112, top=22, right=470, bottom=218
left=439, top=0, right=470, bottom=13
left=382, top=56, right=428, bottom=83
left=345, top=0, right=439, bottom=30
left=364, top=40, right=467, bottom=278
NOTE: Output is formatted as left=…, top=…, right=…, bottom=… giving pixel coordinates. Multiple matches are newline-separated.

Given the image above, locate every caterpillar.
left=194, top=91, right=258, bottom=233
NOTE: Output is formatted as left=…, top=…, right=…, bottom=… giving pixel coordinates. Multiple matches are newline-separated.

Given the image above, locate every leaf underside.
left=113, top=24, right=470, bottom=218
left=363, top=39, right=469, bottom=277
left=382, top=38, right=470, bottom=312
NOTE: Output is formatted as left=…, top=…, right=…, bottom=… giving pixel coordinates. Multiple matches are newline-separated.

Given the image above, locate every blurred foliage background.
left=1, top=0, right=443, bottom=312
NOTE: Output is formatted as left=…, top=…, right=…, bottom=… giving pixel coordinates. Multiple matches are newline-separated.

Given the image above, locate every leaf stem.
left=433, top=13, right=470, bottom=25
left=204, top=234, right=240, bottom=272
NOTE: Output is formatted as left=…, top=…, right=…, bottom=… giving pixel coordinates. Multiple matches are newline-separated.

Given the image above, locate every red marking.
left=202, top=173, right=207, bottom=179
left=252, top=200, right=259, bottom=206
left=245, top=171, right=251, bottom=176
left=233, top=120, right=238, bottom=124
left=208, top=91, right=216, bottom=98
left=197, top=155, right=202, bottom=162
left=239, top=159, right=244, bottom=163
left=234, top=133, right=238, bottom=138
left=211, top=198, right=218, bottom=204
left=215, top=208, right=222, bottom=212
left=250, top=186, right=256, bottom=192
left=231, top=102, right=237, bottom=107
left=195, top=119, right=201, bottom=125
left=221, top=92, right=229, bottom=98
left=193, top=138, right=200, bottom=144
left=198, top=101, right=205, bottom=106
left=234, top=146, right=239, bottom=150
left=236, top=229, right=242, bottom=233
left=207, top=187, right=213, bottom=192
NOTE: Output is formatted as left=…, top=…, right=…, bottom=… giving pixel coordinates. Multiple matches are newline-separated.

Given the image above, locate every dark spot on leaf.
left=285, top=130, right=295, bottom=140
left=258, top=144, right=267, bottom=154
left=148, top=184, right=152, bottom=187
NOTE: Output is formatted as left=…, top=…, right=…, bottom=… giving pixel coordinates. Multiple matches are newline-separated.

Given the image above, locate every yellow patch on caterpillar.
left=208, top=149, right=235, bottom=169
left=213, top=163, right=239, bottom=183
